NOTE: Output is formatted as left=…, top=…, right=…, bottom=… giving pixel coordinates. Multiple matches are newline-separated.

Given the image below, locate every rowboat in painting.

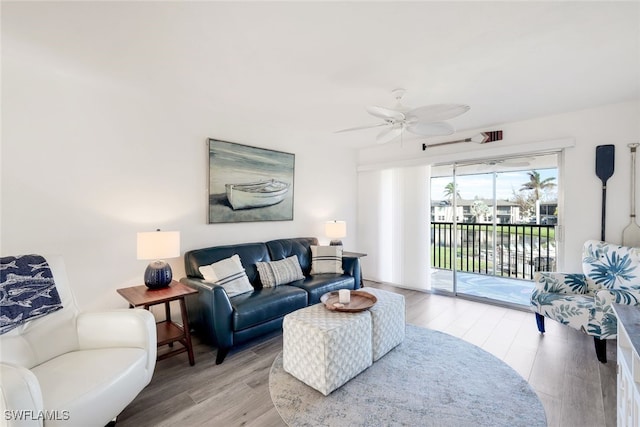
left=225, top=179, right=290, bottom=210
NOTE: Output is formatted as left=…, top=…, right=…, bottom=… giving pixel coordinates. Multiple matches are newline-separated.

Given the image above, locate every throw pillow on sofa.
left=256, top=255, right=304, bottom=287
left=310, top=245, right=344, bottom=274
left=199, top=254, right=254, bottom=297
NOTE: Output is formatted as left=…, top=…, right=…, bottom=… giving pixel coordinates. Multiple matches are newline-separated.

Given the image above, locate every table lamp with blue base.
left=137, top=229, right=180, bottom=289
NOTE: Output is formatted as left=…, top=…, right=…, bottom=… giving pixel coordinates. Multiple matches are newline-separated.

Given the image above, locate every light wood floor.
left=117, top=281, right=617, bottom=427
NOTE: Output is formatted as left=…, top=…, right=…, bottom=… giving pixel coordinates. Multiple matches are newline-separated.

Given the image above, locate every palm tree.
left=520, top=171, right=556, bottom=201
left=443, top=182, right=461, bottom=202
left=520, top=171, right=556, bottom=223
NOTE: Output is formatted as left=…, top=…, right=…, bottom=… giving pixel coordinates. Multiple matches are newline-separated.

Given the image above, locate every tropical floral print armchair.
left=530, top=240, right=640, bottom=363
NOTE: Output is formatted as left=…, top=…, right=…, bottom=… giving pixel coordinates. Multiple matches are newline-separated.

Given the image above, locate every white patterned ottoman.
left=282, top=303, right=372, bottom=396
left=361, top=287, right=406, bottom=361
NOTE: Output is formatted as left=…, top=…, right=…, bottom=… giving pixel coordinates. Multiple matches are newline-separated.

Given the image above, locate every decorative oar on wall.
left=422, top=130, right=502, bottom=150
left=595, top=144, right=615, bottom=242
left=622, top=143, right=640, bottom=247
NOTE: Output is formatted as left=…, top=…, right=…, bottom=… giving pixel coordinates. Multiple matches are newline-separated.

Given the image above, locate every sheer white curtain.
left=357, top=165, right=431, bottom=290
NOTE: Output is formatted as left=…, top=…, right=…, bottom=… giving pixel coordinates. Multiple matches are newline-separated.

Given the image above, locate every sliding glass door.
left=430, top=163, right=456, bottom=293
left=430, top=154, right=559, bottom=307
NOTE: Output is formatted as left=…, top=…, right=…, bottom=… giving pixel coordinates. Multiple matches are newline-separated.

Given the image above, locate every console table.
left=613, top=304, right=640, bottom=426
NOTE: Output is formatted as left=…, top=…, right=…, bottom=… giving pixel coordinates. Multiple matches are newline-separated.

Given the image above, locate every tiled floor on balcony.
left=431, top=268, right=534, bottom=307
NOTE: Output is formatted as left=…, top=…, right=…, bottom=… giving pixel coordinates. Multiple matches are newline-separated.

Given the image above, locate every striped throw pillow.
left=199, top=254, right=254, bottom=297
left=310, top=245, right=344, bottom=274
left=256, top=255, right=304, bottom=287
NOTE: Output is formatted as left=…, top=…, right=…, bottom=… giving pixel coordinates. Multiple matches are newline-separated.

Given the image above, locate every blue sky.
left=431, top=168, right=558, bottom=201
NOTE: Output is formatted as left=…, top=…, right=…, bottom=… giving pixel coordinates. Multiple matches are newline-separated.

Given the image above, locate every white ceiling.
left=4, top=1, right=640, bottom=148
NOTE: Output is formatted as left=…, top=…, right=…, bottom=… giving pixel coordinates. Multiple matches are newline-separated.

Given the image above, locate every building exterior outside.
left=431, top=199, right=557, bottom=225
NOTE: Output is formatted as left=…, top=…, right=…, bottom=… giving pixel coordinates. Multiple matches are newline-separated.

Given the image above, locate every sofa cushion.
left=231, top=285, right=308, bottom=331
left=184, top=242, right=271, bottom=287
left=199, top=255, right=254, bottom=297
left=266, top=238, right=318, bottom=275
left=289, top=274, right=355, bottom=304
left=256, top=255, right=304, bottom=287
left=310, top=245, right=344, bottom=275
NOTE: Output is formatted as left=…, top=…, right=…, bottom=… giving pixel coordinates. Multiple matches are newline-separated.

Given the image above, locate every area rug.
left=269, top=324, right=546, bottom=427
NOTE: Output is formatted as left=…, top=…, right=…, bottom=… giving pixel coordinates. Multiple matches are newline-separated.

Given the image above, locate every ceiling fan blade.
left=366, top=105, right=405, bottom=121
left=406, top=121, right=455, bottom=136
left=405, top=104, right=470, bottom=122
left=335, top=123, right=388, bottom=133
left=376, top=125, right=403, bottom=144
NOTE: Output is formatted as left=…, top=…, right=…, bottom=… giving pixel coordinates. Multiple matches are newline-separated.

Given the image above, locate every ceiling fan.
left=336, top=88, right=470, bottom=144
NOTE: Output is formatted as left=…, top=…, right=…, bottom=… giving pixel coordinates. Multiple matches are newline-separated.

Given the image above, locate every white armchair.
left=0, top=255, right=156, bottom=426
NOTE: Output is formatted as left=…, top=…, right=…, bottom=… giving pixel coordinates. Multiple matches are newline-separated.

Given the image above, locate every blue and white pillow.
left=199, top=254, right=254, bottom=297
left=1, top=255, right=63, bottom=334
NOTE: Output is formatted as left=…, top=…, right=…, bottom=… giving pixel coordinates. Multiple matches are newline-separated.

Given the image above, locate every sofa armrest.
left=533, top=272, right=588, bottom=295
left=180, top=278, right=234, bottom=349
left=342, top=256, right=361, bottom=289
left=0, top=363, right=43, bottom=427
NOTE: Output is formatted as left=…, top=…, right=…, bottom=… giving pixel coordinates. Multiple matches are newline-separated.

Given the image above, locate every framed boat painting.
left=208, top=138, right=295, bottom=223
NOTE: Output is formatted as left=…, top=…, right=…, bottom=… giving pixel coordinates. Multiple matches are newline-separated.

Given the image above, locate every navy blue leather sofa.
left=180, top=237, right=361, bottom=364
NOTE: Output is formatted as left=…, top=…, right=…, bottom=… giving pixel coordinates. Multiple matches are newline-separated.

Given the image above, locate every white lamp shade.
left=137, top=231, right=180, bottom=260
left=325, top=221, right=347, bottom=239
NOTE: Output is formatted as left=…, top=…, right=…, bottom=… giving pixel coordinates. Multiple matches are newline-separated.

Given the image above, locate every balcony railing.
left=431, top=222, right=556, bottom=280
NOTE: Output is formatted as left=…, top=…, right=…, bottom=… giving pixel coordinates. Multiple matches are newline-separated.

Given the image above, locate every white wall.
left=1, top=11, right=358, bottom=310
left=357, top=100, right=640, bottom=283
